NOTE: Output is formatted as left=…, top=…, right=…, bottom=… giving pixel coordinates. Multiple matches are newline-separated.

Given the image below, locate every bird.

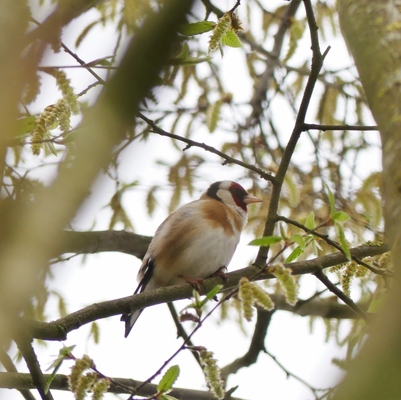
left=121, top=180, right=262, bottom=337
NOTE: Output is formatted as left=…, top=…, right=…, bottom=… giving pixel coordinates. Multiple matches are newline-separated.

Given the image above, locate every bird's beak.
left=244, top=194, right=263, bottom=204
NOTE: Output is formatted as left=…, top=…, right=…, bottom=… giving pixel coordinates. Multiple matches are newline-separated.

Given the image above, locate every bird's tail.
left=121, top=309, right=143, bottom=338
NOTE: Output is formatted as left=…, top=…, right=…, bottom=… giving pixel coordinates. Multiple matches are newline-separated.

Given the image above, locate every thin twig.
left=167, top=302, right=201, bottom=366
left=302, top=123, right=378, bottom=132
left=314, top=269, right=368, bottom=321
left=138, top=112, right=275, bottom=182
left=221, top=309, right=274, bottom=380
left=277, top=214, right=391, bottom=277
left=128, top=298, right=224, bottom=399
left=265, top=349, right=331, bottom=399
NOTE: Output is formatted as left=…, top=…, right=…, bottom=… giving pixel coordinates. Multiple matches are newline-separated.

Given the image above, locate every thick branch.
left=62, top=230, right=151, bottom=258
left=255, top=0, right=329, bottom=266
left=23, top=243, right=387, bottom=341
left=0, top=372, right=244, bottom=400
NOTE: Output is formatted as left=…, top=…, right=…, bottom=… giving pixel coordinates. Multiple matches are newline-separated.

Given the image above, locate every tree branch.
left=0, top=372, right=245, bottom=400
left=255, top=0, right=329, bottom=266
left=167, top=302, right=202, bottom=366
left=0, top=350, right=36, bottom=400
left=302, top=123, right=378, bottom=132
left=221, top=309, right=274, bottom=381
left=15, top=336, right=53, bottom=400
left=313, top=269, right=368, bottom=321
left=277, top=215, right=391, bottom=277
left=138, top=112, right=275, bottom=183
left=61, top=230, right=151, bottom=258
left=265, top=349, right=331, bottom=398
left=23, top=243, right=387, bottom=341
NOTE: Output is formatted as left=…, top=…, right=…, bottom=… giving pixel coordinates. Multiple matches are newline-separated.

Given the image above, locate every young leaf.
left=290, top=234, right=305, bottom=249
left=323, top=183, right=336, bottom=218
left=45, top=345, right=75, bottom=393
left=333, top=210, right=350, bottom=222
left=158, top=365, right=180, bottom=393
left=222, top=30, right=242, bottom=48
left=170, top=56, right=212, bottom=66
left=285, top=246, right=304, bottom=263
left=160, top=395, right=179, bottom=400
left=304, top=211, right=316, bottom=230
left=335, top=222, right=351, bottom=260
left=16, top=116, right=36, bottom=135
left=200, top=285, right=223, bottom=307
left=248, top=236, right=283, bottom=246
left=368, top=292, right=388, bottom=313
left=178, top=21, right=215, bottom=36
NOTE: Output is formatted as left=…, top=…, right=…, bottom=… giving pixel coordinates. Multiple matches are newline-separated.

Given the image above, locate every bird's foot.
left=179, top=275, right=205, bottom=292
left=211, top=266, right=229, bottom=282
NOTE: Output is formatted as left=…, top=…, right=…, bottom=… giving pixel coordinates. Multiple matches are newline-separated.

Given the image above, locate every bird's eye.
left=230, top=187, right=246, bottom=198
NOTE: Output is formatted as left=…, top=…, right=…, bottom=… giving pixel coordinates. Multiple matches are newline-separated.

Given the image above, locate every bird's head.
left=204, top=181, right=262, bottom=211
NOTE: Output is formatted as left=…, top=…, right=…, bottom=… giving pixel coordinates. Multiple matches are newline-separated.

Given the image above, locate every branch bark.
left=255, top=0, right=330, bottom=266
left=62, top=230, right=151, bottom=258
left=0, top=372, right=245, bottom=400
left=22, top=243, right=386, bottom=341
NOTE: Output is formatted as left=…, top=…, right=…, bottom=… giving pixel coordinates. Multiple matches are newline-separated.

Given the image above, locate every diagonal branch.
left=314, top=269, right=368, bottom=321
left=221, top=309, right=274, bottom=381
left=255, top=0, right=330, bottom=267
left=15, top=336, right=54, bottom=400
left=138, top=112, right=275, bottom=182
left=277, top=214, right=391, bottom=277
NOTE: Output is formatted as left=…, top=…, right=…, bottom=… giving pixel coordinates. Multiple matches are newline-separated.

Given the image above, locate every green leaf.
left=160, top=395, right=179, bottom=400
left=222, top=30, right=242, bottom=48
left=323, top=183, right=336, bottom=218
left=158, top=365, right=180, bottom=393
left=285, top=246, right=304, bottom=263
left=333, top=210, right=350, bottom=222
left=169, top=56, right=212, bottom=66
left=335, top=222, right=351, bottom=260
left=248, top=236, right=283, bottom=246
left=290, top=234, right=305, bottom=249
left=16, top=116, right=36, bottom=135
left=304, top=211, right=316, bottom=230
left=90, top=322, right=100, bottom=344
left=178, top=21, right=215, bottom=36
left=45, top=139, right=58, bottom=156
left=368, top=293, right=388, bottom=313
left=45, top=345, right=75, bottom=393
left=200, top=285, right=223, bottom=307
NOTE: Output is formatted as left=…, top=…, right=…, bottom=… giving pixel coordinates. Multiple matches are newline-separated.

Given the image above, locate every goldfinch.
left=121, top=180, right=262, bottom=337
